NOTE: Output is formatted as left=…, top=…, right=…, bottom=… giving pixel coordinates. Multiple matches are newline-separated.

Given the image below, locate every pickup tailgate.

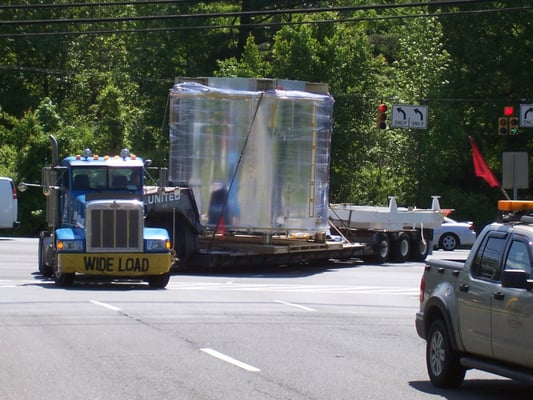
left=416, top=258, right=464, bottom=340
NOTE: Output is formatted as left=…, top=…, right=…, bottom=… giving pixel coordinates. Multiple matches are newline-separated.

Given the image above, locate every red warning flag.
left=468, top=136, right=500, bottom=188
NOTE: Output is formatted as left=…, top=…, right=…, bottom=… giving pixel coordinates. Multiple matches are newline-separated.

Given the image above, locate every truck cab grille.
left=86, top=200, right=143, bottom=252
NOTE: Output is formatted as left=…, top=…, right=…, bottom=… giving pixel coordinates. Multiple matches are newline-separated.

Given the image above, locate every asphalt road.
left=0, top=238, right=529, bottom=399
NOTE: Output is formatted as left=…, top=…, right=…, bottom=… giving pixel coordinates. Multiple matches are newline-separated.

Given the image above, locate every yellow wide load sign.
left=57, top=253, right=171, bottom=276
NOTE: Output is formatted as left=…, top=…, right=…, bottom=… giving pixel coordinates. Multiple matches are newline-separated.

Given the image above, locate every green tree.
left=432, top=1, right=533, bottom=225
left=216, top=34, right=271, bottom=77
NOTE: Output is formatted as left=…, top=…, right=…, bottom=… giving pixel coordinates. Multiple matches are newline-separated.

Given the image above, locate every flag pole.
left=499, top=186, right=511, bottom=200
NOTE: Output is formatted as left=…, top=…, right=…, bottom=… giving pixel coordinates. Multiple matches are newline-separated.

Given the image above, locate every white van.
left=0, top=177, right=19, bottom=229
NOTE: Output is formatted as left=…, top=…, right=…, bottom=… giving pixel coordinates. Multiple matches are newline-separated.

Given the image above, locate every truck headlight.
left=57, top=240, right=84, bottom=251
left=146, top=239, right=170, bottom=252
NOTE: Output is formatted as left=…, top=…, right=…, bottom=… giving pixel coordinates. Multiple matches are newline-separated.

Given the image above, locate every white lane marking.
left=274, top=300, right=316, bottom=312
left=201, top=348, right=260, bottom=372
left=90, top=300, right=122, bottom=311
left=0, top=279, right=32, bottom=287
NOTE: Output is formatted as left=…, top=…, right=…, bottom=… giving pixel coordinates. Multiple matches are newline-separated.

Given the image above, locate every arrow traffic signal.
left=509, top=117, right=519, bottom=135
left=499, top=106, right=520, bottom=135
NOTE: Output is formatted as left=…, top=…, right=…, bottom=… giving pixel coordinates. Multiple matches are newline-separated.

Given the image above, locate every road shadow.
left=410, top=378, right=531, bottom=399
left=171, top=254, right=422, bottom=278
left=171, top=257, right=369, bottom=278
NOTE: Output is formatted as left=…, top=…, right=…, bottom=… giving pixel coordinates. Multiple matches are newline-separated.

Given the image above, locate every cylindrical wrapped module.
left=169, top=78, right=334, bottom=234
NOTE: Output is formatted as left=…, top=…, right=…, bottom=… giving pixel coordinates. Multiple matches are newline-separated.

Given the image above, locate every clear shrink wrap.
left=169, top=80, right=334, bottom=234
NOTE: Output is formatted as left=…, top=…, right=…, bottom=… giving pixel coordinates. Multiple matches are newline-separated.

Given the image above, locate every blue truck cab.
left=38, top=137, right=172, bottom=288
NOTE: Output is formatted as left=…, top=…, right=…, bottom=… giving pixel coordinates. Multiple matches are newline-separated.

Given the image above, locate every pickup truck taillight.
left=419, top=275, right=425, bottom=302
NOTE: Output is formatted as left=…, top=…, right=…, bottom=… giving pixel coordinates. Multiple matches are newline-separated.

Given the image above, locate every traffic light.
left=509, top=117, right=519, bottom=135
left=376, top=103, right=387, bottom=129
left=499, top=106, right=520, bottom=135
left=498, top=117, right=509, bottom=135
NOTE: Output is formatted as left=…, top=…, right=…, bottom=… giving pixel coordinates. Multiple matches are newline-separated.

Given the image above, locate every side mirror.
left=501, top=269, right=532, bottom=290
left=17, top=182, right=27, bottom=192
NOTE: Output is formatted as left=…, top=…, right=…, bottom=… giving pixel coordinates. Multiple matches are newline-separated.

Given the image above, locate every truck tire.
left=148, top=273, right=170, bottom=289
left=426, top=319, right=465, bottom=388
left=391, top=233, right=410, bottom=263
left=371, top=232, right=390, bottom=264
left=410, top=235, right=429, bottom=261
left=38, top=231, right=53, bottom=278
left=54, top=272, right=75, bottom=287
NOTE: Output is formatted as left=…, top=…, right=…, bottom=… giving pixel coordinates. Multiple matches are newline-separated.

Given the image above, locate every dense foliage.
left=1, top=0, right=532, bottom=234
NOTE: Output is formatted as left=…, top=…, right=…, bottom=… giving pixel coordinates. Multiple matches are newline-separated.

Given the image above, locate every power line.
left=0, top=0, right=514, bottom=26
left=0, top=0, right=206, bottom=10
left=0, top=5, right=529, bottom=38
left=2, top=63, right=529, bottom=103
left=0, top=0, right=500, bottom=11
left=0, top=64, right=175, bottom=85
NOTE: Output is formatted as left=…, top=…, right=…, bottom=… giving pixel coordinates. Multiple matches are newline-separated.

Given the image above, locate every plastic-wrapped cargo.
left=168, top=78, right=334, bottom=234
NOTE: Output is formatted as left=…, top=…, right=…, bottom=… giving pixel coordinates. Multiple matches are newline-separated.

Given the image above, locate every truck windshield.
left=72, top=167, right=143, bottom=191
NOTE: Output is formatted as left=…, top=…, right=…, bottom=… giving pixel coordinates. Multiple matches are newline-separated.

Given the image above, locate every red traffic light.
left=503, top=106, right=514, bottom=116
left=376, top=103, right=387, bottom=129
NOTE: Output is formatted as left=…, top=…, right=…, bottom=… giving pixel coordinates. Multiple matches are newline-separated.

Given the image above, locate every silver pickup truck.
left=416, top=200, right=533, bottom=388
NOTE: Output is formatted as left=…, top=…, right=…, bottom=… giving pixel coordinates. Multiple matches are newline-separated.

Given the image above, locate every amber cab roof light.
left=498, top=200, right=533, bottom=212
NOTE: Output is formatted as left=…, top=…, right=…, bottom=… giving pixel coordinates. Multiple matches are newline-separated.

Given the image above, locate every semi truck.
left=19, top=136, right=173, bottom=288
left=142, top=77, right=443, bottom=270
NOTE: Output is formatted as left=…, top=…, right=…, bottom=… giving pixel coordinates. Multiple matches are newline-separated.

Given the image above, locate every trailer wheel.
left=410, top=235, right=429, bottom=261
left=426, top=319, right=465, bottom=388
left=148, top=273, right=170, bottom=289
left=391, top=233, right=410, bottom=263
left=371, top=233, right=390, bottom=264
